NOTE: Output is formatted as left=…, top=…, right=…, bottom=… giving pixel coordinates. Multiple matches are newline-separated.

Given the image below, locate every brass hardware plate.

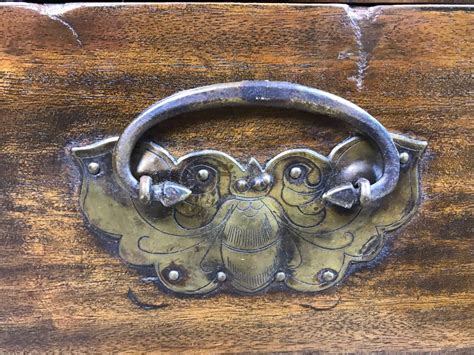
left=73, top=133, right=426, bottom=295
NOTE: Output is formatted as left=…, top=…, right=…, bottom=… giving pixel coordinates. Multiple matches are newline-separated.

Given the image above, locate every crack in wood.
left=299, top=296, right=341, bottom=312
left=127, top=288, right=169, bottom=311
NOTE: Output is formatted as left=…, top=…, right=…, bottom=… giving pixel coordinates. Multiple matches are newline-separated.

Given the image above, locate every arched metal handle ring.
left=113, top=81, right=400, bottom=209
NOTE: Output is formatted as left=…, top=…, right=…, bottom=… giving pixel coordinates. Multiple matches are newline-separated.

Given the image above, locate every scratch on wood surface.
left=2, top=2, right=122, bottom=16
left=344, top=6, right=382, bottom=91
left=7, top=3, right=84, bottom=46
left=49, top=15, right=83, bottom=47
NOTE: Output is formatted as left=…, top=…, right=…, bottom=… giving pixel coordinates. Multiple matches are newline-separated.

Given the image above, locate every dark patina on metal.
left=72, top=81, right=427, bottom=295
left=113, top=81, right=401, bottom=209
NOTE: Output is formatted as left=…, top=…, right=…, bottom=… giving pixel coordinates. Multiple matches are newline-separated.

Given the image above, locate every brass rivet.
left=275, top=272, right=286, bottom=282
left=168, top=270, right=180, bottom=281
left=289, top=166, right=302, bottom=179
left=399, top=152, right=410, bottom=164
left=217, top=271, right=227, bottom=282
left=235, top=179, right=248, bottom=192
left=253, top=177, right=267, bottom=191
left=87, top=162, right=100, bottom=175
left=262, top=173, right=272, bottom=185
left=320, top=269, right=337, bottom=283
left=197, top=169, right=209, bottom=181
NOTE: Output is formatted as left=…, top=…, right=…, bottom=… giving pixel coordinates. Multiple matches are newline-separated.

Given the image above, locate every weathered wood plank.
left=0, top=3, right=472, bottom=352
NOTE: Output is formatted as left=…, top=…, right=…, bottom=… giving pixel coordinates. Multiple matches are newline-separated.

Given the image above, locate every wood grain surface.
left=286, top=0, right=473, bottom=6
left=0, top=3, right=473, bottom=353
left=279, top=0, right=472, bottom=3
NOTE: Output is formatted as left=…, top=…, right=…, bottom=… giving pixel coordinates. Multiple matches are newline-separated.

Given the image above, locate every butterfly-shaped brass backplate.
left=73, top=133, right=426, bottom=295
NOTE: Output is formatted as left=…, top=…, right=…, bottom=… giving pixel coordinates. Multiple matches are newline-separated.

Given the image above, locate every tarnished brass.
left=72, top=81, right=427, bottom=295
left=113, top=81, right=403, bottom=209
left=72, top=133, right=426, bottom=295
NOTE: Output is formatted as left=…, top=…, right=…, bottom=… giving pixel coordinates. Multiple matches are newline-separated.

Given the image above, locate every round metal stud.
left=262, top=173, right=272, bottom=185
left=168, top=270, right=180, bottom=281
left=253, top=177, right=268, bottom=191
left=87, top=162, right=100, bottom=175
left=319, top=269, right=337, bottom=283
left=275, top=272, right=286, bottom=282
left=399, top=152, right=410, bottom=164
left=197, top=169, right=210, bottom=181
left=289, top=166, right=302, bottom=179
left=217, top=271, right=227, bottom=282
left=252, top=173, right=272, bottom=191
left=235, top=179, right=249, bottom=192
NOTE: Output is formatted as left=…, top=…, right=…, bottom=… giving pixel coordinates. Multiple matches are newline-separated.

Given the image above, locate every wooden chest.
left=1, top=3, right=472, bottom=352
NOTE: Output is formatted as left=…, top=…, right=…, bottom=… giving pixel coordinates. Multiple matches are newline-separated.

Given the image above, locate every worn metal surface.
left=73, top=132, right=426, bottom=295
left=72, top=82, right=426, bottom=295
left=113, top=81, right=401, bottom=209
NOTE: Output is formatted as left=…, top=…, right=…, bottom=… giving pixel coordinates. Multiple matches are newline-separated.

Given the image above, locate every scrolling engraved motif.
left=73, top=133, right=426, bottom=295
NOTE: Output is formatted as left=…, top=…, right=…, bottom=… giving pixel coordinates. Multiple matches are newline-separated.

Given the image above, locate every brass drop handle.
left=113, top=81, right=400, bottom=209
left=74, top=84, right=426, bottom=295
